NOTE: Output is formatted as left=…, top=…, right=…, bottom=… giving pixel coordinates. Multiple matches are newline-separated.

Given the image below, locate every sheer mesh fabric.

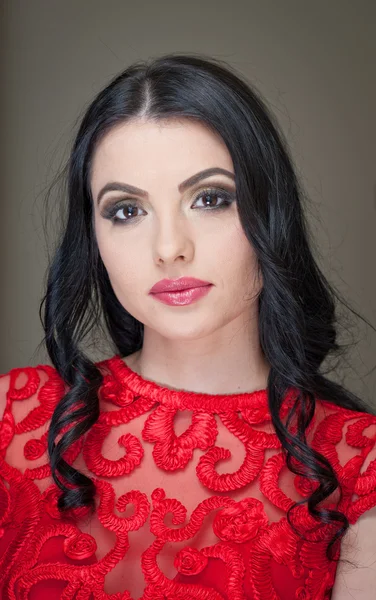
left=1, top=354, right=376, bottom=599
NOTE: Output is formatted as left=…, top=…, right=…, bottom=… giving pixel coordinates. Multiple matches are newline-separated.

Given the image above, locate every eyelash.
left=101, top=187, right=236, bottom=225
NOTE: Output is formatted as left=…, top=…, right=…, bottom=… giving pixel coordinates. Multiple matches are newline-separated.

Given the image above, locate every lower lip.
left=150, top=285, right=213, bottom=306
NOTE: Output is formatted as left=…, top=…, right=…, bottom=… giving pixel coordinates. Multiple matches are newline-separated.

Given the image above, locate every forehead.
left=90, top=118, right=233, bottom=196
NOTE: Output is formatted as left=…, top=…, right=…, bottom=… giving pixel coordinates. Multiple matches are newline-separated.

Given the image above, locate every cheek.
left=219, top=224, right=260, bottom=292
left=95, top=225, right=144, bottom=294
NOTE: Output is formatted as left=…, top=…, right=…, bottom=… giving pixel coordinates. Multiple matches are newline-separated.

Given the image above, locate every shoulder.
left=312, top=396, right=376, bottom=454
left=0, top=363, right=67, bottom=462
left=0, top=358, right=112, bottom=465
left=311, top=398, right=376, bottom=597
left=312, top=397, right=376, bottom=518
left=0, top=362, right=65, bottom=408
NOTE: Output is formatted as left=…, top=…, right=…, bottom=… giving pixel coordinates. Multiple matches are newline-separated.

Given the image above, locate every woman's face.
left=91, top=118, right=262, bottom=341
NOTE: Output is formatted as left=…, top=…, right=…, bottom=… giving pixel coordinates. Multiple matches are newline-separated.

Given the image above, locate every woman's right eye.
left=103, top=202, right=144, bottom=224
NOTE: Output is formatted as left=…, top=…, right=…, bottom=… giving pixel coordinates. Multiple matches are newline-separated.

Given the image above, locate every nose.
left=152, top=213, right=195, bottom=266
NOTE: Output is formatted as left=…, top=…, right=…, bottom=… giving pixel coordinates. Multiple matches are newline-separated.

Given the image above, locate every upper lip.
left=149, top=277, right=212, bottom=294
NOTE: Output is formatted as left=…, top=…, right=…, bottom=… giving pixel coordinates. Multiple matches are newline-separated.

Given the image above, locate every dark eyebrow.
left=96, top=167, right=235, bottom=205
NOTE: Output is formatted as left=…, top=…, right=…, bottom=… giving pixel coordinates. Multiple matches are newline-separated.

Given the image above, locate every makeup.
left=149, top=277, right=213, bottom=306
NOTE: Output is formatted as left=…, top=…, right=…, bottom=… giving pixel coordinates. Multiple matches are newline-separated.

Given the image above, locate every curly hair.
left=38, top=52, right=375, bottom=560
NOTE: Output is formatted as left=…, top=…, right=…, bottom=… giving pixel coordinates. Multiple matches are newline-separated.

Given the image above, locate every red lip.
left=149, top=277, right=211, bottom=294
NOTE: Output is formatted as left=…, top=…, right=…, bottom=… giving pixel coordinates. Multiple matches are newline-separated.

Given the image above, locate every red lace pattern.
left=0, top=355, right=376, bottom=599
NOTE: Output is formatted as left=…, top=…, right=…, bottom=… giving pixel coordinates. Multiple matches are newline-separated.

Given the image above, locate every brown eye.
left=192, top=188, right=235, bottom=210
left=115, top=205, right=140, bottom=221
left=199, top=193, right=221, bottom=207
left=102, top=201, right=145, bottom=224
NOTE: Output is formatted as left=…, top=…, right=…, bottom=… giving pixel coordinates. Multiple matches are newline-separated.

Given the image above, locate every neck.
left=125, top=312, right=270, bottom=395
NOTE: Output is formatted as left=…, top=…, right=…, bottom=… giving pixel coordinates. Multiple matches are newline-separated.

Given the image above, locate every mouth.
left=149, top=278, right=212, bottom=294
left=149, top=283, right=213, bottom=306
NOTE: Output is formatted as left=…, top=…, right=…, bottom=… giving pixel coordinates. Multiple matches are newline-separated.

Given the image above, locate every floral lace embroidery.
left=0, top=355, right=375, bottom=599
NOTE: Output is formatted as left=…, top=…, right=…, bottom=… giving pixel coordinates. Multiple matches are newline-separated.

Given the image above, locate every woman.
left=0, top=53, right=375, bottom=599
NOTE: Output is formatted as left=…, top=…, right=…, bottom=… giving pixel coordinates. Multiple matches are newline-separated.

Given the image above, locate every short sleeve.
left=314, top=400, right=376, bottom=525
left=0, top=364, right=65, bottom=471
left=341, top=412, right=376, bottom=524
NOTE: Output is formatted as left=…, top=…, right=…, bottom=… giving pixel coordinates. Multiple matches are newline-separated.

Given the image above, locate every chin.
left=147, top=319, right=219, bottom=341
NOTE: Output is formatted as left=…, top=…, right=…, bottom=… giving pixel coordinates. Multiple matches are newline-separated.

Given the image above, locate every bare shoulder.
left=333, top=506, right=376, bottom=599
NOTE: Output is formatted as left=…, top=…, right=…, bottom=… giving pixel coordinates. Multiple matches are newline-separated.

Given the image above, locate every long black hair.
left=39, top=52, right=375, bottom=558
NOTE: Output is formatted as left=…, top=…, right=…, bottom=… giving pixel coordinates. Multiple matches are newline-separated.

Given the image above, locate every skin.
left=91, top=117, right=270, bottom=395
left=90, top=116, right=376, bottom=596
left=332, top=506, right=376, bottom=598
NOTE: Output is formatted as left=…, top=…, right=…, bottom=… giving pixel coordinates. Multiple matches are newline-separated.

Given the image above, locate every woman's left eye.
left=192, top=188, right=235, bottom=210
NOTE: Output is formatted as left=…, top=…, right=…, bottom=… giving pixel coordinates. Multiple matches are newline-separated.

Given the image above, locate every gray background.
left=1, top=0, right=375, bottom=402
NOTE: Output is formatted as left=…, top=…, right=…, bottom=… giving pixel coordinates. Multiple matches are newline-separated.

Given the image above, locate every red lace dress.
left=1, top=355, right=376, bottom=600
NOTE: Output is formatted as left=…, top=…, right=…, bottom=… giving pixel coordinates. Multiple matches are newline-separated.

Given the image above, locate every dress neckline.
left=101, top=353, right=270, bottom=413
